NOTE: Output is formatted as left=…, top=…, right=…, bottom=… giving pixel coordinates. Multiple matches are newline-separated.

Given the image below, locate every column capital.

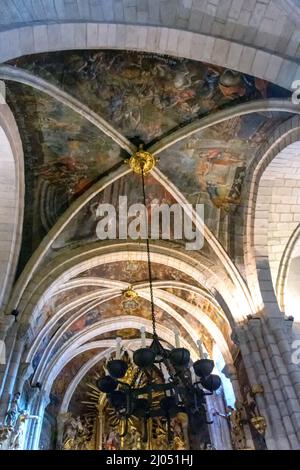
left=222, top=363, right=237, bottom=379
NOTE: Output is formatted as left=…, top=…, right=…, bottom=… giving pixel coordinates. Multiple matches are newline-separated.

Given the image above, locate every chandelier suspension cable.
left=97, top=149, right=223, bottom=444
left=140, top=166, right=157, bottom=338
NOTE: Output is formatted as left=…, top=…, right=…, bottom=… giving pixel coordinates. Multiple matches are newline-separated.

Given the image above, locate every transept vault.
left=0, top=0, right=300, bottom=452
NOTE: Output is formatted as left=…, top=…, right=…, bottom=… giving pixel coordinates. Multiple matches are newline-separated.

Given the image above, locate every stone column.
left=22, top=388, right=39, bottom=449
left=0, top=81, right=6, bottom=104
left=236, top=318, right=300, bottom=449
left=206, top=390, right=232, bottom=450
left=0, top=328, right=24, bottom=423
left=222, top=363, right=242, bottom=400
left=15, top=362, right=34, bottom=396
left=26, top=389, right=50, bottom=450
left=56, top=412, right=71, bottom=450
left=0, top=318, right=16, bottom=399
left=222, top=363, right=254, bottom=449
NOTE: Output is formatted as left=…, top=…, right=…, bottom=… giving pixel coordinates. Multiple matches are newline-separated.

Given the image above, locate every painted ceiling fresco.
left=31, top=287, right=204, bottom=369
left=27, top=258, right=208, bottom=368
left=47, top=349, right=103, bottom=417
left=159, top=112, right=291, bottom=211
left=165, top=287, right=232, bottom=347
left=51, top=172, right=177, bottom=250
left=75, top=260, right=202, bottom=287
left=10, top=50, right=289, bottom=145
left=6, top=83, right=123, bottom=272
left=31, top=260, right=205, bottom=330
left=5, top=50, right=291, bottom=271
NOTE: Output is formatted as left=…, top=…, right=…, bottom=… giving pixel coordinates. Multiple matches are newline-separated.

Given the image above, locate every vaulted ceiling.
left=1, top=45, right=298, bottom=421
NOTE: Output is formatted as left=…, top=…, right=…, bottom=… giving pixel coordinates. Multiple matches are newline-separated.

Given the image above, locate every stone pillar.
left=15, top=362, right=34, bottom=396
left=222, top=363, right=242, bottom=400
left=56, top=412, right=71, bottom=450
left=30, top=390, right=51, bottom=450
left=206, top=390, right=232, bottom=450
left=26, top=390, right=50, bottom=450
left=21, top=388, right=39, bottom=449
left=0, top=328, right=24, bottom=423
left=222, top=363, right=254, bottom=449
left=0, top=317, right=16, bottom=399
left=236, top=317, right=300, bottom=450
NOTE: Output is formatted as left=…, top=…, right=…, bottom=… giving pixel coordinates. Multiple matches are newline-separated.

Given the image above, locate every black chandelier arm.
left=123, top=381, right=175, bottom=397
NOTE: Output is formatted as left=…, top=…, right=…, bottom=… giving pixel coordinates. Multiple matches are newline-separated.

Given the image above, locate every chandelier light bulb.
left=174, top=328, right=180, bottom=348
left=140, top=326, right=146, bottom=348
left=197, top=339, right=204, bottom=359
left=116, top=337, right=122, bottom=359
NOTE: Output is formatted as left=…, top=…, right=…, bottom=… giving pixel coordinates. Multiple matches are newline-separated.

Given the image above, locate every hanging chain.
left=141, top=167, right=157, bottom=337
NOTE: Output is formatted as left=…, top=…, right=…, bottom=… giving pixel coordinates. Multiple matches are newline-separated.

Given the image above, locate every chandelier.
left=97, top=149, right=221, bottom=444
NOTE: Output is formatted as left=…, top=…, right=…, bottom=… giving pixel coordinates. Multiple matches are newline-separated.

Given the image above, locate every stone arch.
left=0, top=103, right=24, bottom=309
left=25, top=278, right=228, bottom=365
left=276, top=227, right=300, bottom=324
left=16, top=241, right=244, bottom=336
left=0, top=22, right=298, bottom=90
left=29, top=280, right=232, bottom=385
left=243, top=115, right=300, bottom=315
left=41, top=316, right=198, bottom=393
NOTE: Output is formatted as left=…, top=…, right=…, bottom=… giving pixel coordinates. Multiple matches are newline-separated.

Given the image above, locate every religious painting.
left=6, top=83, right=123, bottom=272
left=51, top=172, right=177, bottom=250
left=5, top=50, right=291, bottom=268
left=9, top=50, right=290, bottom=145
left=158, top=111, right=292, bottom=238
